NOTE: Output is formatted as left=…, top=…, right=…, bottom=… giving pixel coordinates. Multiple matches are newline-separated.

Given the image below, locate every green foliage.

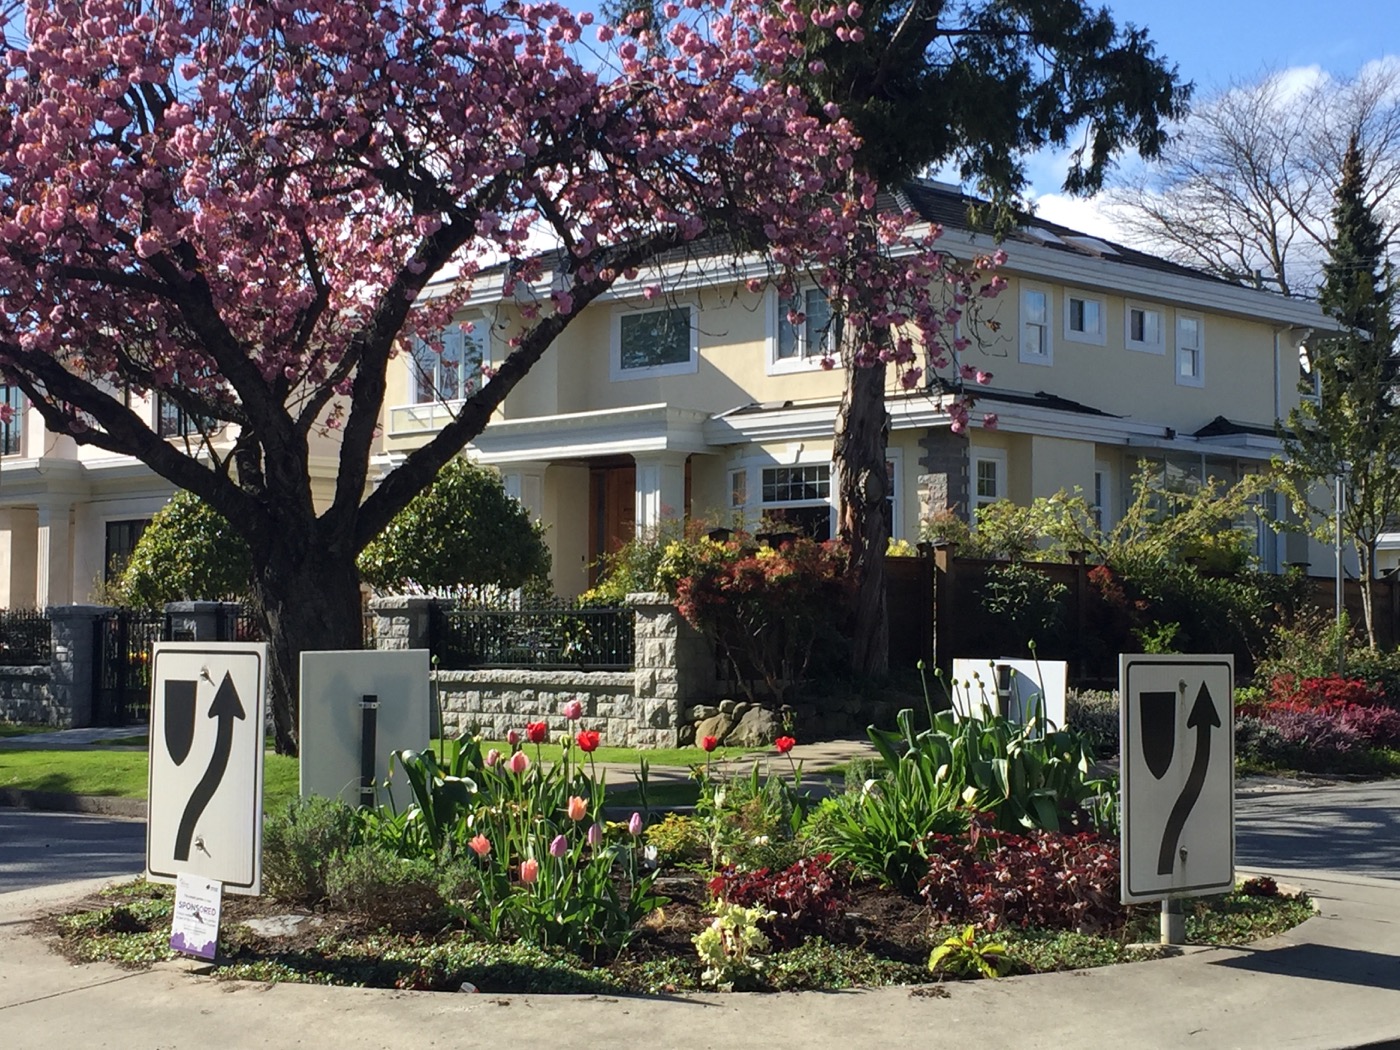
left=644, top=813, right=708, bottom=867
left=261, top=796, right=361, bottom=905
left=357, top=458, right=550, bottom=595
left=982, top=561, right=1068, bottom=650
left=929, top=925, right=1010, bottom=980
left=116, top=490, right=252, bottom=608
left=692, top=760, right=807, bottom=872
left=693, top=900, right=774, bottom=990
left=1276, top=135, right=1400, bottom=647
left=323, top=846, right=450, bottom=927
left=1066, top=689, right=1119, bottom=759
left=665, top=532, right=850, bottom=704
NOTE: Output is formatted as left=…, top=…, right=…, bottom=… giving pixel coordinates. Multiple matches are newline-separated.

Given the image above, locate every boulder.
left=726, top=705, right=781, bottom=747
left=694, top=712, right=736, bottom=744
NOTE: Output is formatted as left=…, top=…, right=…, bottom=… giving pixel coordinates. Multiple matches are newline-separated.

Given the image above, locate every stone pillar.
left=918, top=429, right=969, bottom=520
left=47, top=604, right=112, bottom=728
left=627, top=591, right=715, bottom=747
left=632, top=452, right=688, bottom=532
left=499, top=461, right=548, bottom=521
left=36, top=501, right=74, bottom=608
left=369, top=596, right=439, bottom=652
left=164, top=601, right=242, bottom=642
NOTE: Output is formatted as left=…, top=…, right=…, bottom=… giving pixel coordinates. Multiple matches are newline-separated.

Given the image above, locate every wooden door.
left=588, top=464, right=636, bottom=586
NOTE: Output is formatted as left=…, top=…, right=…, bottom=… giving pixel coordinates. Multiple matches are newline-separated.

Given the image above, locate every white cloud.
left=1026, top=192, right=1135, bottom=244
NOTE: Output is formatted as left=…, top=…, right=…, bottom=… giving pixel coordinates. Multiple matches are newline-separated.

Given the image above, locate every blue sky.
left=1024, top=0, right=1399, bottom=231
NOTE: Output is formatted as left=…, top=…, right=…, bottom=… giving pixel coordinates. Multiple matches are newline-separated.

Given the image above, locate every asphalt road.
left=0, top=809, right=146, bottom=893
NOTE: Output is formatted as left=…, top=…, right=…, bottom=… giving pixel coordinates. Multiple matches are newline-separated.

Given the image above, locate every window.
left=1299, top=342, right=1322, bottom=402
left=729, top=469, right=748, bottom=509
left=1, top=385, right=22, bottom=455
left=611, top=304, right=697, bottom=380
left=1176, top=313, right=1204, bottom=386
left=970, top=448, right=1006, bottom=523
left=1092, top=464, right=1112, bottom=531
left=1125, top=300, right=1164, bottom=353
left=771, top=287, right=839, bottom=372
left=759, top=464, right=832, bottom=540
left=1063, top=292, right=1105, bottom=346
left=104, top=518, right=151, bottom=582
left=156, top=392, right=205, bottom=438
left=411, top=321, right=488, bottom=404
left=1019, top=284, right=1052, bottom=365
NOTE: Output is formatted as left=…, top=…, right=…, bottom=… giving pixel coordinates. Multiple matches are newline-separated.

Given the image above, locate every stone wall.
left=0, top=665, right=56, bottom=725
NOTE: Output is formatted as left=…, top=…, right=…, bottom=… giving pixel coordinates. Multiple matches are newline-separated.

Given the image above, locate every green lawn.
left=0, top=723, right=54, bottom=739
left=0, top=749, right=300, bottom=811
left=472, top=739, right=758, bottom=767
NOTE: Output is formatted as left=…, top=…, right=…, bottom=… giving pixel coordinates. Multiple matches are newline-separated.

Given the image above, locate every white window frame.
left=1062, top=290, right=1106, bottom=346
left=1019, top=282, right=1053, bottom=366
left=746, top=458, right=835, bottom=540
left=767, top=286, right=838, bottom=375
left=885, top=451, right=904, bottom=542
left=609, top=302, right=698, bottom=381
left=1175, top=312, right=1205, bottom=388
left=1125, top=299, right=1165, bottom=354
left=729, top=468, right=748, bottom=511
left=970, top=447, right=1007, bottom=524
left=1299, top=342, right=1322, bottom=403
left=409, top=316, right=492, bottom=405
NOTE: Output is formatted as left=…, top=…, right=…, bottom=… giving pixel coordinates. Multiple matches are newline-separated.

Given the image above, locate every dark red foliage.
left=918, top=818, right=1124, bottom=933
left=1268, top=674, right=1383, bottom=710
left=709, top=855, right=851, bottom=946
left=1240, top=876, right=1279, bottom=898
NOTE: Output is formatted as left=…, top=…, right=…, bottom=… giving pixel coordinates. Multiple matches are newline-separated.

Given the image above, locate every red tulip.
left=526, top=720, right=548, bottom=744
left=576, top=729, right=601, bottom=752
left=774, top=736, right=796, bottom=754
left=701, top=735, right=719, bottom=753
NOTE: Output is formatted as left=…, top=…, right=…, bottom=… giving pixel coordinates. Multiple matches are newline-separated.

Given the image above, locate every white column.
left=36, top=501, right=73, bottom=608
left=633, top=452, right=689, bottom=531
left=499, top=461, right=548, bottom=521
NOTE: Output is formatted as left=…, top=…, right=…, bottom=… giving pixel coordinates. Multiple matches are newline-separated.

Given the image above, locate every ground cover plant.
left=39, top=697, right=1313, bottom=995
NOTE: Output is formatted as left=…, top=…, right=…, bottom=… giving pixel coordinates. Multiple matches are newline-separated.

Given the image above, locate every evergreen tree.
left=1279, top=135, right=1400, bottom=647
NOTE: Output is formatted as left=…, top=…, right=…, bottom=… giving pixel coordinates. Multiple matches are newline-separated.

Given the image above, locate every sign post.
left=147, top=642, right=268, bottom=896
left=1119, top=654, right=1235, bottom=942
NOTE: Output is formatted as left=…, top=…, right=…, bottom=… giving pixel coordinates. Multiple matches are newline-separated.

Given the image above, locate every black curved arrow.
left=1157, top=682, right=1220, bottom=876
left=174, top=672, right=245, bottom=862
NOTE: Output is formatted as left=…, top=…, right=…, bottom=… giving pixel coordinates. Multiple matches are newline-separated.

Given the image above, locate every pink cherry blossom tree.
left=0, top=0, right=982, bottom=753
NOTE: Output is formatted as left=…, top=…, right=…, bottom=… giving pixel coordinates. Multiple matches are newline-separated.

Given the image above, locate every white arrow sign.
left=1120, top=654, right=1234, bottom=903
left=147, top=643, right=267, bottom=895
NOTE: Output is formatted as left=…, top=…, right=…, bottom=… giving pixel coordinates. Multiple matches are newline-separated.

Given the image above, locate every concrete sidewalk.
left=1, top=863, right=1397, bottom=1050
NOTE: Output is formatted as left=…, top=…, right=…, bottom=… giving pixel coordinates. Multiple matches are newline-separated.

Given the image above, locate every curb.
left=0, top=788, right=145, bottom=819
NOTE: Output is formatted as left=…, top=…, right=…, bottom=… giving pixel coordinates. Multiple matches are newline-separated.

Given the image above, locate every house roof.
left=900, top=180, right=1236, bottom=287
left=1192, top=416, right=1280, bottom=440
left=928, top=377, right=1120, bottom=418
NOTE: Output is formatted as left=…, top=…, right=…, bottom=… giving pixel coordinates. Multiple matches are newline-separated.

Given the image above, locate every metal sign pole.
left=359, top=694, right=378, bottom=809
left=1161, top=898, right=1185, bottom=945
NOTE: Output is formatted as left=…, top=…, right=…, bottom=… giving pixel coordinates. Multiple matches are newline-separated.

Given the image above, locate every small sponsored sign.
left=169, top=873, right=223, bottom=960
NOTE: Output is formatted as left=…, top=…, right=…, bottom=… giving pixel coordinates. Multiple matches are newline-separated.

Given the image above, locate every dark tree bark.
left=834, top=360, right=891, bottom=676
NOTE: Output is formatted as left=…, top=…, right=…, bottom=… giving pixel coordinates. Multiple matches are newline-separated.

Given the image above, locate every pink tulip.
left=562, top=698, right=584, bottom=721
left=587, top=822, right=603, bottom=848
left=567, top=795, right=588, bottom=821
left=485, top=748, right=501, bottom=767
left=520, top=858, right=539, bottom=884
left=468, top=834, right=491, bottom=858
left=506, top=729, right=521, bottom=746
left=549, top=834, right=567, bottom=858
left=628, top=812, right=644, bottom=836
left=507, top=750, right=530, bottom=775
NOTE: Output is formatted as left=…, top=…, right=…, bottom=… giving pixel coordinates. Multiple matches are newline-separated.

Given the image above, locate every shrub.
left=1269, top=675, right=1383, bottom=709
left=1245, top=707, right=1368, bottom=772
left=1066, top=689, right=1119, bottom=758
left=324, top=844, right=448, bottom=928
left=1240, top=876, right=1279, bottom=898
left=262, top=796, right=361, bottom=905
left=708, top=855, right=851, bottom=947
left=645, top=813, right=708, bottom=867
left=918, top=818, right=1124, bottom=933
left=1334, top=703, right=1400, bottom=749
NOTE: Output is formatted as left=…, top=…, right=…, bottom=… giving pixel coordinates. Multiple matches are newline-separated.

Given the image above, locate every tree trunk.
left=1359, top=542, right=1378, bottom=650
left=834, top=360, right=891, bottom=677
left=249, top=539, right=365, bottom=756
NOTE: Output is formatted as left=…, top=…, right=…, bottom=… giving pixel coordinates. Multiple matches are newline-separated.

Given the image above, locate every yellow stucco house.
left=0, top=180, right=1332, bottom=607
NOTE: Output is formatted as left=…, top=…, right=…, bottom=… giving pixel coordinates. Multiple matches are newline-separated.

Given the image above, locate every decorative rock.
left=718, top=698, right=739, bottom=715
left=686, top=704, right=720, bottom=721
left=694, top=712, right=736, bottom=744
left=726, top=705, right=781, bottom=747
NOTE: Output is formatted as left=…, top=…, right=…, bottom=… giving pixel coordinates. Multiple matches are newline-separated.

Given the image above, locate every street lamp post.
left=1335, top=461, right=1348, bottom=675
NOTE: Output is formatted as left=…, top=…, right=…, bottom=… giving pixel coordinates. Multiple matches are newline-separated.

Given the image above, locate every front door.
left=588, top=464, right=636, bottom=586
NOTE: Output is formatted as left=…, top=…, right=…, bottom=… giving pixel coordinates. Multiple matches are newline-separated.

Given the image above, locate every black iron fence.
left=93, top=609, right=167, bottom=725
left=0, top=608, right=51, bottom=666
left=431, top=600, right=634, bottom=671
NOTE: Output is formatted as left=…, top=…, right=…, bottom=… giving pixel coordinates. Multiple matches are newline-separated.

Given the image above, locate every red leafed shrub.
left=1269, top=674, right=1383, bottom=709
left=709, top=855, right=851, bottom=946
left=918, top=818, right=1125, bottom=933
left=1334, top=703, right=1400, bottom=749
left=1240, top=876, right=1279, bottom=898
